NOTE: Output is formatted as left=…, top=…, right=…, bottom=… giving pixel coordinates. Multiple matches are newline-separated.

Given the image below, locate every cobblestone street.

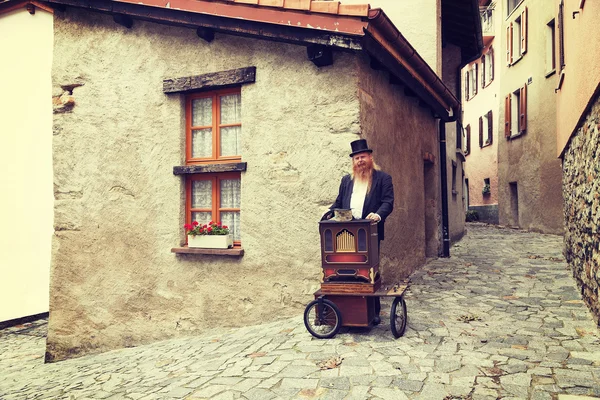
left=1, top=224, right=599, bottom=399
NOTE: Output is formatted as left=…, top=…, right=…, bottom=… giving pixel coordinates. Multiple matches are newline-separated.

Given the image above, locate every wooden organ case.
left=319, top=220, right=381, bottom=294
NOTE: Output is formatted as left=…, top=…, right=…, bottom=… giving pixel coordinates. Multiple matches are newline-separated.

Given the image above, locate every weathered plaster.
left=562, top=93, right=600, bottom=322
left=357, top=53, right=441, bottom=278
left=556, top=0, right=600, bottom=155
left=48, top=9, right=361, bottom=361
left=498, top=0, right=563, bottom=234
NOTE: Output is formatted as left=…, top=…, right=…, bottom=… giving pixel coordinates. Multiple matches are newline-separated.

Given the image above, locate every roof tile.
left=338, top=3, right=369, bottom=17
left=310, top=1, right=340, bottom=14
left=283, top=0, right=311, bottom=11
left=258, top=0, right=284, bottom=6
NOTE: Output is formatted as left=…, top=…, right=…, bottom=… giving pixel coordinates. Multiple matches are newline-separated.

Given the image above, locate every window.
left=506, top=7, right=528, bottom=66
left=185, top=88, right=242, bottom=244
left=507, top=0, right=521, bottom=16
left=452, top=163, right=457, bottom=196
left=546, top=20, right=556, bottom=75
left=465, top=124, right=471, bottom=155
left=483, top=178, right=491, bottom=195
left=505, top=84, right=527, bottom=138
left=482, top=47, right=494, bottom=88
left=485, top=111, right=493, bottom=145
left=558, top=0, right=565, bottom=70
left=465, top=69, right=470, bottom=100
left=471, top=64, right=478, bottom=97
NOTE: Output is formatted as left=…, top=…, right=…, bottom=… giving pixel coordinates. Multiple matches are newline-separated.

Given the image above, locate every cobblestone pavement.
left=2, top=224, right=600, bottom=400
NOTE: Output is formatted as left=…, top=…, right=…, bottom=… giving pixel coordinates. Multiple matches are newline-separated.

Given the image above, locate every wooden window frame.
left=184, top=87, right=243, bottom=247
left=186, top=172, right=242, bottom=247
left=486, top=110, right=493, bottom=145
left=481, top=55, right=486, bottom=88
left=465, top=70, right=470, bottom=100
left=479, top=116, right=484, bottom=148
left=186, top=87, right=242, bottom=165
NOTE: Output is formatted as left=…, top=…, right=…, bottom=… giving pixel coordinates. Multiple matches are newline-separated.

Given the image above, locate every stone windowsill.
left=171, top=247, right=244, bottom=256
left=173, top=162, right=247, bottom=175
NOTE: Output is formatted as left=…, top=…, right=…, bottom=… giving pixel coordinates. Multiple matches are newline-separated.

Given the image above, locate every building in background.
left=558, top=0, right=600, bottom=322
left=326, top=0, right=483, bottom=246
left=497, top=0, right=563, bottom=233
left=462, top=0, right=500, bottom=224
left=0, top=1, right=54, bottom=326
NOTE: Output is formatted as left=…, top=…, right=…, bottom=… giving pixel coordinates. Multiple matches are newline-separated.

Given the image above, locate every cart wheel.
left=304, top=298, right=342, bottom=339
left=390, top=296, right=407, bottom=338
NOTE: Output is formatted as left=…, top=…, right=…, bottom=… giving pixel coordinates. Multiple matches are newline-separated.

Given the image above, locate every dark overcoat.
left=329, top=169, right=394, bottom=240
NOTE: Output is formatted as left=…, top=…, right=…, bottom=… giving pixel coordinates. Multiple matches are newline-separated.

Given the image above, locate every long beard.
left=353, top=160, right=374, bottom=185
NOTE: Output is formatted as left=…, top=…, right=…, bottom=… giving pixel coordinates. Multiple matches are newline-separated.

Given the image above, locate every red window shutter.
left=481, top=56, right=486, bottom=88
left=521, top=7, right=528, bottom=54
left=520, top=84, right=527, bottom=133
left=487, top=110, right=493, bottom=144
left=474, top=64, right=478, bottom=95
left=505, top=95, right=511, bottom=137
left=465, top=70, right=470, bottom=100
left=479, top=116, right=483, bottom=147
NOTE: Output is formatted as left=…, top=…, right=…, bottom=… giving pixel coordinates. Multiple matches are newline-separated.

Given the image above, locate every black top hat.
left=349, top=139, right=373, bottom=157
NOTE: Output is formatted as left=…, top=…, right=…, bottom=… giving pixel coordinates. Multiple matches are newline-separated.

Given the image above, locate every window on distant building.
left=479, top=110, right=493, bottom=147
left=505, top=84, right=527, bottom=138
left=558, top=0, right=566, bottom=71
left=506, top=7, right=528, bottom=66
left=465, top=69, right=470, bottom=100
left=482, top=47, right=494, bottom=88
left=465, top=124, right=471, bottom=155
left=507, top=0, right=521, bottom=16
left=471, top=63, right=478, bottom=97
left=452, top=162, right=457, bottom=196
left=185, top=88, right=242, bottom=244
left=546, top=19, right=556, bottom=75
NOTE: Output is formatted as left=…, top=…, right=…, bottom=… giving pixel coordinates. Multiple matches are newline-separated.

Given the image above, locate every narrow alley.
left=1, top=224, right=599, bottom=400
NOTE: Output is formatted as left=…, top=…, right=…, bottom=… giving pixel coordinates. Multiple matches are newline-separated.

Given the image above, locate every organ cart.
left=303, top=219, right=408, bottom=339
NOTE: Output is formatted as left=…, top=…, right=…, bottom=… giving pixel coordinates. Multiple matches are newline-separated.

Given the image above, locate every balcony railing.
left=480, top=6, right=494, bottom=36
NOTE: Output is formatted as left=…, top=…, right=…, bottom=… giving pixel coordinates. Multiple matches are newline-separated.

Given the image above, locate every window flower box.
left=187, top=234, right=233, bottom=249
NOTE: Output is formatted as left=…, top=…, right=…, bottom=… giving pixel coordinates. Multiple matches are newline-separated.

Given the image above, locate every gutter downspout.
left=439, top=118, right=451, bottom=257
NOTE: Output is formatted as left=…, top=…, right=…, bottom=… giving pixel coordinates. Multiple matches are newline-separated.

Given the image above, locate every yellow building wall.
left=556, top=0, right=600, bottom=155
left=0, top=7, right=54, bottom=322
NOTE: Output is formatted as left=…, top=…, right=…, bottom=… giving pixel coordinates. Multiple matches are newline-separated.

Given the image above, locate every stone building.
left=7, top=0, right=480, bottom=361
left=558, top=0, right=600, bottom=322
left=461, top=0, right=500, bottom=224
left=497, top=0, right=563, bottom=233
left=0, top=1, right=53, bottom=325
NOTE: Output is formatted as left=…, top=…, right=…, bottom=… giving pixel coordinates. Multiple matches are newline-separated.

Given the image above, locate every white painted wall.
left=340, top=0, right=442, bottom=75
left=0, top=8, right=53, bottom=322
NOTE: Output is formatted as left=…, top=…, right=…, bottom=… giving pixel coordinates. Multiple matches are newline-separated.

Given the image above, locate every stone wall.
left=48, top=9, right=362, bottom=361
left=468, top=205, right=499, bottom=225
left=562, top=92, right=600, bottom=323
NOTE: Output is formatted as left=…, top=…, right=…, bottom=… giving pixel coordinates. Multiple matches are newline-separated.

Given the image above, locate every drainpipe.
left=439, top=118, right=450, bottom=257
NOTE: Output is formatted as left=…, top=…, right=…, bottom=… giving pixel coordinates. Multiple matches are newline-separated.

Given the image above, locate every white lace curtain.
left=221, top=179, right=241, bottom=240
left=191, top=94, right=241, bottom=158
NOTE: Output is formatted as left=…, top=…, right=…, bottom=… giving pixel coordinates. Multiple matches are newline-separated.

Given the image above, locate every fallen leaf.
left=511, top=345, right=528, bottom=350
left=503, top=295, right=519, bottom=300
left=280, top=328, right=294, bottom=333
left=316, top=356, right=343, bottom=370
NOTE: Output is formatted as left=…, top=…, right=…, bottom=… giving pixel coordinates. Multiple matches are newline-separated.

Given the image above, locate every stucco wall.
left=556, top=0, right=600, bottom=155
left=0, top=8, right=53, bottom=323
left=497, top=0, right=563, bottom=234
left=340, top=0, right=442, bottom=76
left=48, top=9, right=362, bottom=360
left=562, top=93, right=600, bottom=322
left=462, top=41, right=500, bottom=208
left=356, top=54, right=440, bottom=278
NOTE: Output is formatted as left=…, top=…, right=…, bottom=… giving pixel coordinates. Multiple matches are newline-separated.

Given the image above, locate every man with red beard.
left=328, top=139, right=394, bottom=252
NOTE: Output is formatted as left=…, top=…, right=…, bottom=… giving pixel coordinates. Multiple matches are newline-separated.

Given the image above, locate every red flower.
left=207, top=227, right=213, bottom=232
left=209, top=221, right=213, bottom=225
left=200, top=228, right=205, bottom=233
left=223, top=225, right=228, bottom=229
left=217, top=222, right=222, bottom=227
left=184, top=224, right=192, bottom=230
left=203, top=224, right=207, bottom=228
left=192, top=221, right=199, bottom=226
